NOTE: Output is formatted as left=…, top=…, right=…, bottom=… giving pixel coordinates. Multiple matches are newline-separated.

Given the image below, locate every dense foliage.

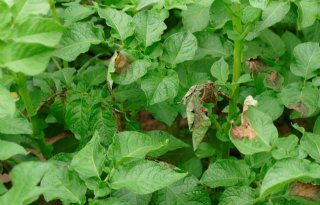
left=1, top=0, right=320, bottom=204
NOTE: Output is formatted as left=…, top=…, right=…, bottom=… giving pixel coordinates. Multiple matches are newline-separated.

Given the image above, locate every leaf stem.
left=229, top=4, right=243, bottom=119
left=49, top=0, right=59, bottom=22
left=16, top=73, right=39, bottom=135
left=52, top=57, right=62, bottom=70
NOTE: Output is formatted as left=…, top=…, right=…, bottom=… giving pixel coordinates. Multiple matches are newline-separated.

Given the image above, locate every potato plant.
left=1, top=0, right=320, bottom=204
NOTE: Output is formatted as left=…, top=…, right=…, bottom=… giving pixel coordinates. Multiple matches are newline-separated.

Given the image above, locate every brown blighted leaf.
left=231, top=96, right=258, bottom=140
left=200, top=82, right=215, bottom=103
left=181, top=82, right=213, bottom=149
left=289, top=101, right=308, bottom=116
left=265, top=70, right=282, bottom=91
left=115, top=51, right=129, bottom=73
left=157, top=160, right=177, bottom=169
left=246, top=58, right=265, bottom=73
left=290, top=182, right=320, bottom=200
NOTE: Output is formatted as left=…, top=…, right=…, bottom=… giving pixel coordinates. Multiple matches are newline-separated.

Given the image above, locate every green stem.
left=229, top=4, right=243, bottom=119
left=49, top=0, right=59, bottom=22
left=52, top=57, right=62, bottom=70
left=17, top=73, right=52, bottom=158
left=17, top=73, right=39, bottom=135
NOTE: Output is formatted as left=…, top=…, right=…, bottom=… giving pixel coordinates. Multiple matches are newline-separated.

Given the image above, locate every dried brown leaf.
left=246, top=58, right=265, bottom=73
left=290, top=182, right=320, bottom=200
left=115, top=51, right=128, bottom=73
left=289, top=101, right=308, bottom=116
left=265, top=70, right=282, bottom=90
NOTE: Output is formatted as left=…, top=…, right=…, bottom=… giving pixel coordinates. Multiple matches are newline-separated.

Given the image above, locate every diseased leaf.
left=260, top=158, right=320, bottom=197
left=153, top=175, right=211, bottom=205
left=109, top=159, right=187, bottom=194
left=54, top=22, right=104, bottom=61
left=113, top=59, right=151, bottom=85
left=201, top=159, right=252, bottom=188
left=141, top=69, right=179, bottom=105
left=133, top=10, right=167, bottom=47
left=230, top=97, right=278, bottom=155
left=162, top=32, right=197, bottom=67
left=290, top=42, right=320, bottom=79
left=98, top=7, right=134, bottom=41
left=0, top=139, right=28, bottom=160
left=280, top=82, right=319, bottom=117
left=289, top=182, right=320, bottom=201
left=71, top=131, right=106, bottom=178
left=0, top=162, right=51, bottom=205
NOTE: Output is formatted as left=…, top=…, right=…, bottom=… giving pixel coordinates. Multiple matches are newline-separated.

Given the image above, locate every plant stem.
left=16, top=73, right=39, bottom=135
left=229, top=4, right=243, bottom=119
left=49, top=0, right=59, bottom=22
left=17, top=73, right=52, bottom=158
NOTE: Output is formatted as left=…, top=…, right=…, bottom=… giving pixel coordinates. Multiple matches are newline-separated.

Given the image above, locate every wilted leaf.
left=290, top=182, right=320, bottom=200
left=264, top=70, right=283, bottom=91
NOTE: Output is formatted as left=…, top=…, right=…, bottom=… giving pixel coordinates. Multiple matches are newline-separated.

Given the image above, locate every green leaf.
left=0, top=85, right=15, bottom=118
left=146, top=131, right=189, bottom=157
left=230, top=107, right=278, bottom=155
left=41, top=161, right=86, bottom=204
left=209, top=0, right=230, bottom=30
left=11, top=0, right=50, bottom=23
left=114, top=59, right=151, bottom=85
left=141, top=69, right=179, bottom=105
left=219, top=186, right=258, bottom=205
left=255, top=91, right=284, bottom=121
left=98, top=7, right=134, bottom=41
left=0, top=0, right=11, bottom=31
left=300, top=132, right=320, bottom=162
left=260, top=158, right=320, bottom=197
left=0, top=116, right=32, bottom=134
left=112, top=189, right=152, bottom=205
left=201, top=159, right=251, bottom=188
left=107, top=131, right=167, bottom=162
left=195, top=32, right=232, bottom=59
left=259, top=29, right=286, bottom=58
left=71, top=131, right=106, bottom=178
left=0, top=162, right=51, bottom=205
left=154, top=175, right=211, bottom=205
left=290, top=42, right=320, bottom=79
left=54, top=22, right=104, bottom=61
left=81, top=63, right=106, bottom=88
left=162, top=32, right=197, bottom=67
left=296, top=0, right=320, bottom=28
left=63, top=4, right=95, bottom=26
left=0, top=139, right=28, bottom=160
left=65, top=94, right=91, bottom=140
left=0, top=41, right=54, bottom=76
left=109, top=159, right=187, bottom=194
left=249, top=0, right=268, bottom=10
left=133, top=10, right=167, bottom=47
left=279, top=82, right=319, bottom=117
left=256, top=1, right=290, bottom=32
left=271, top=135, right=301, bottom=160
left=211, top=57, right=229, bottom=83
left=146, top=101, right=178, bottom=126
left=90, top=104, right=117, bottom=146
left=181, top=0, right=214, bottom=33
left=12, top=17, right=63, bottom=47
